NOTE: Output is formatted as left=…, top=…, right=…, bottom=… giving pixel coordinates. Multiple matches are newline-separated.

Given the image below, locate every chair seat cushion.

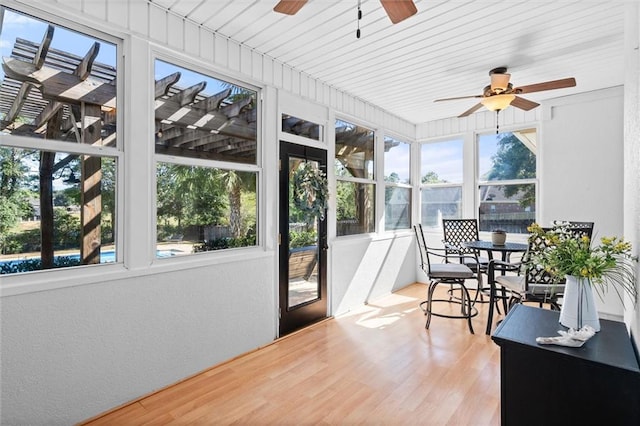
left=430, top=263, right=474, bottom=279
left=528, top=282, right=565, bottom=296
left=495, top=275, right=525, bottom=293
left=495, top=275, right=565, bottom=297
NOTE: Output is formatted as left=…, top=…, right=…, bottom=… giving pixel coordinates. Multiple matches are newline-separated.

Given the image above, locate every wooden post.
left=39, top=110, right=63, bottom=269
left=80, top=103, right=102, bottom=264
left=39, top=151, right=56, bottom=269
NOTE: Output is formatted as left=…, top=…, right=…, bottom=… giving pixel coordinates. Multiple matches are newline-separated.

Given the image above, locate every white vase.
left=559, top=275, right=600, bottom=331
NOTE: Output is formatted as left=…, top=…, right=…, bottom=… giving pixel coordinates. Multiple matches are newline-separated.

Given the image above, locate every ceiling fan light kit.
left=480, top=94, right=515, bottom=112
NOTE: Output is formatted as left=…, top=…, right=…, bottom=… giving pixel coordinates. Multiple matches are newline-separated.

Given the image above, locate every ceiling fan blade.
left=273, top=0, right=308, bottom=15
left=380, top=0, right=417, bottom=24
left=434, top=94, right=483, bottom=102
left=514, top=77, right=576, bottom=94
left=459, top=103, right=483, bottom=117
left=510, top=96, right=540, bottom=111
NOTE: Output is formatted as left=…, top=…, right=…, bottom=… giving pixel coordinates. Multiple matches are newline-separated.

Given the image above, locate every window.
left=384, top=136, right=411, bottom=230
left=477, top=129, right=537, bottom=233
left=420, top=139, right=463, bottom=228
left=0, top=8, right=119, bottom=275
left=154, top=60, right=259, bottom=257
left=335, top=119, right=375, bottom=236
left=282, top=114, right=322, bottom=141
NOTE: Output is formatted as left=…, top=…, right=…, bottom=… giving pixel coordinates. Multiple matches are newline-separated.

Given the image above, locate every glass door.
left=279, top=142, right=328, bottom=336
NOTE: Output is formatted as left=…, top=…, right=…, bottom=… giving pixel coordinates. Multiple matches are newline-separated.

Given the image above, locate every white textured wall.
left=1, top=256, right=276, bottom=425
left=541, top=87, right=625, bottom=319
left=331, top=234, right=415, bottom=316
left=623, top=2, right=640, bottom=346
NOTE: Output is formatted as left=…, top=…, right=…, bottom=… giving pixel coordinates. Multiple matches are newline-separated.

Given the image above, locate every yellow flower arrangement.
left=527, top=222, right=637, bottom=301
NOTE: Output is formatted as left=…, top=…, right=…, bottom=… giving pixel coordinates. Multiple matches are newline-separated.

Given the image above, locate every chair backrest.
left=413, top=224, right=432, bottom=274
left=568, top=221, right=594, bottom=240
left=442, top=219, right=479, bottom=256
left=522, top=227, right=557, bottom=286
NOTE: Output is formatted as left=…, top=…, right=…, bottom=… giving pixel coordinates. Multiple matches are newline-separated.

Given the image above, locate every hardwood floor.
left=82, top=283, right=502, bottom=425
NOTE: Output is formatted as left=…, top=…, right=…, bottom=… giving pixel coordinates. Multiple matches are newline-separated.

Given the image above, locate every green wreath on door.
left=292, top=162, right=329, bottom=220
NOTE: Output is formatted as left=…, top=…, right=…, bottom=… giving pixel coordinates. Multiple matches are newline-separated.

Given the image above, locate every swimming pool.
left=0, top=249, right=179, bottom=272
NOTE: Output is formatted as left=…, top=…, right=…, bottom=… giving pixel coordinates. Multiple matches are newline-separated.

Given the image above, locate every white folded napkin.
left=536, top=325, right=596, bottom=347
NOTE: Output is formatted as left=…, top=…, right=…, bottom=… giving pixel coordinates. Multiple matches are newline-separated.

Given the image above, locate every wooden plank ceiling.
left=149, top=0, right=626, bottom=124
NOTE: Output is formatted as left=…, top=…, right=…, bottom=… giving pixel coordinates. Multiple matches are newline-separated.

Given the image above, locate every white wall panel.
left=214, top=35, right=227, bottom=68
left=128, top=0, right=148, bottom=36
left=56, top=0, right=82, bottom=12
left=291, top=67, right=300, bottom=95
left=541, top=87, right=624, bottom=319
left=184, top=20, right=199, bottom=56
left=251, top=51, right=262, bottom=82
left=200, top=27, right=214, bottom=62
left=166, top=13, right=183, bottom=50
left=300, top=73, right=309, bottom=99
left=262, top=56, right=273, bottom=86
left=107, top=0, right=129, bottom=30
left=227, top=40, right=240, bottom=72
left=83, top=0, right=106, bottom=20
left=273, top=60, right=283, bottom=88
left=417, top=108, right=541, bottom=139
left=240, top=44, right=252, bottom=76
left=282, top=66, right=292, bottom=92
left=623, top=2, right=640, bottom=347
left=149, top=4, right=168, bottom=44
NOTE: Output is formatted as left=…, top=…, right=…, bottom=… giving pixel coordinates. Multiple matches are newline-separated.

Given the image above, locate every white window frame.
left=419, top=137, right=465, bottom=230
left=151, top=53, right=263, bottom=262
left=334, top=116, right=377, bottom=237
left=383, top=134, right=412, bottom=232
left=475, top=127, right=539, bottom=234
left=0, top=6, right=125, bottom=293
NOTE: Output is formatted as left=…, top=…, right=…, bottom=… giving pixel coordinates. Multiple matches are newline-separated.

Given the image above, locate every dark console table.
left=492, top=304, right=640, bottom=426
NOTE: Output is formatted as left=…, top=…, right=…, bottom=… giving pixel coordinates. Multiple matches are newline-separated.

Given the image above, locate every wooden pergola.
left=1, top=25, right=258, bottom=266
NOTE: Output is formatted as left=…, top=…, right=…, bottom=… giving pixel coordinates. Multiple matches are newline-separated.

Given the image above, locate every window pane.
left=0, top=9, right=117, bottom=146
left=336, top=181, right=374, bottom=236
left=384, top=137, right=410, bottom=184
left=335, top=119, right=374, bottom=179
left=421, top=186, right=462, bottom=228
left=385, top=186, right=411, bottom=230
left=1, top=148, right=117, bottom=275
left=421, top=139, right=463, bottom=183
left=478, top=184, right=535, bottom=233
left=282, top=114, right=322, bottom=141
left=154, top=60, right=257, bottom=164
left=478, top=130, right=536, bottom=181
left=156, top=163, right=257, bottom=257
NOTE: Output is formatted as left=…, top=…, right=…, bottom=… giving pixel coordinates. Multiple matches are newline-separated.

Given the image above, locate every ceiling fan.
left=273, top=0, right=418, bottom=24
left=434, top=67, right=577, bottom=117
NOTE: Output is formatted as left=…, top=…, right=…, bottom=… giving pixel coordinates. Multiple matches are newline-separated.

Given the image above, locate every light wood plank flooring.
left=82, top=283, right=503, bottom=425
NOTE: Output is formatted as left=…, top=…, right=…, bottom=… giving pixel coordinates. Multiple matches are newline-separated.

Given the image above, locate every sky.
left=0, top=8, right=116, bottom=72
left=0, top=8, right=233, bottom=97
left=420, top=134, right=501, bottom=183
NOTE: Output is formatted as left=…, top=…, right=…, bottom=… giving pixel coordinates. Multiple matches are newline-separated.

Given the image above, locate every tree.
left=156, top=164, right=226, bottom=241
left=0, top=148, right=34, bottom=253
left=221, top=170, right=256, bottom=238
left=486, top=133, right=536, bottom=207
left=421, top=171, right=445, bottom=184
